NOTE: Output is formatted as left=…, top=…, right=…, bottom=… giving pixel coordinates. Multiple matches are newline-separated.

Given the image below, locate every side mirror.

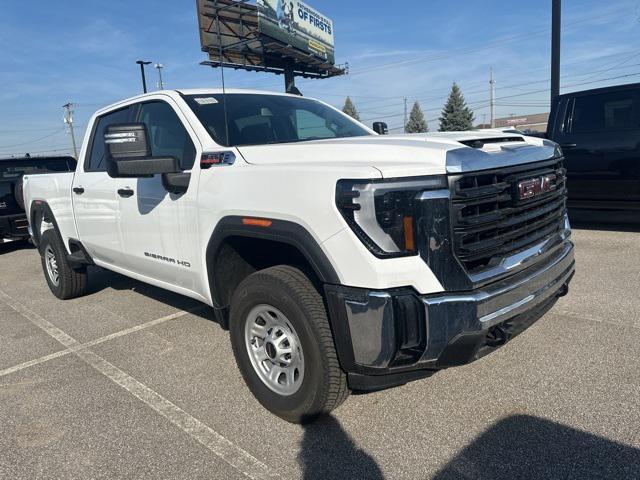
left=372, top=122, right=388, bottom=135
left=105, top=123, right=179, bottom=178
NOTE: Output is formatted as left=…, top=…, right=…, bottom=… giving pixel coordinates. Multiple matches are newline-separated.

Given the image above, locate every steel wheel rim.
left=244, top=304, right=305, bottom=396
left=44, top=245, right=60, bottom=287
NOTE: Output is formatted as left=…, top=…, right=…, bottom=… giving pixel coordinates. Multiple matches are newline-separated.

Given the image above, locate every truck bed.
left=23, top=172, right=78, bottom=249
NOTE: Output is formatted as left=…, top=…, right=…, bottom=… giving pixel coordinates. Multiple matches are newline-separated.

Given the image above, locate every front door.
left=117, top=98, right=202, bottom=293
left=72, top=106, right=134, bottom=264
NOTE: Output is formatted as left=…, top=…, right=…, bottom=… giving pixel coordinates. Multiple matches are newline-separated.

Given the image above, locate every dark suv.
left=547, top=82, right=640, bottom=221
left=1, top=156, right=76, bottom=241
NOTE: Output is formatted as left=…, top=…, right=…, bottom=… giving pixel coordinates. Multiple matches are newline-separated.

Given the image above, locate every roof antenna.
left=215, top=1, right=231, bottom=147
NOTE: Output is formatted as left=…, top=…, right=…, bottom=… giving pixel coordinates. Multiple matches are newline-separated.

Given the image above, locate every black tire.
left=13, top=178, right=24, bottom=210
left=39, top=229, right=88, bottom=300
left=229, top=265, right=349, bottom=423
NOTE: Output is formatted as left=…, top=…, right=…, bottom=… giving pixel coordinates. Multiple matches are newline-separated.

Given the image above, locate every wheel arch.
left=205, top=216, right=340, bottom=327
left=29, top=201, right=60, bottom=250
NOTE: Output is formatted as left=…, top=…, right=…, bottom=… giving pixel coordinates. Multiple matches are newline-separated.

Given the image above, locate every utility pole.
left=62, top=103, right=78, bottom=159
left=155, top=63, right=165, bottom=90
left=403, top=97, right=408, bottom=133
left=136, top=60, right=152, bottom=93
left=551, top=0, right=561, bottom=103
left=490, top=67, right=496, bottom=128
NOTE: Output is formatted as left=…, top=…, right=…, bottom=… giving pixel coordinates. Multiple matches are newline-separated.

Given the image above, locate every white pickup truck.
left=24, top=89, right=575, bottom=423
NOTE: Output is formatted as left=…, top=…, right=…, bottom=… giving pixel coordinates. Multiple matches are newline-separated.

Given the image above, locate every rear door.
left=72, top=106, right=134, bottom=263
left=556, top=87, right=640, bottom=207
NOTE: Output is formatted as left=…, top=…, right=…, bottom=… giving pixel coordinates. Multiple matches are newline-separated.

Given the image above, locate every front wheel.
left=229, top=266, right=349, bottom=423
left=39, top=229, right=88, bottom=300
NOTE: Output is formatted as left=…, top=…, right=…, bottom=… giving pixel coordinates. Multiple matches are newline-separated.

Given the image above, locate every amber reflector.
left=403, top=216, right=415, bottom=251
left=242, top=218, right=273, bottom=228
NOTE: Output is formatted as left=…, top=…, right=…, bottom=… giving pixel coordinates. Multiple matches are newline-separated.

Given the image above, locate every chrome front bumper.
left=425, top=241, right=574, bottom=330
left=325, top=239, right=575, bottom=389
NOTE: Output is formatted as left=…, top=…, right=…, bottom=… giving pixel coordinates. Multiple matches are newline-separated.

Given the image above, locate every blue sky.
left=1, top=0, right=639, bottom=157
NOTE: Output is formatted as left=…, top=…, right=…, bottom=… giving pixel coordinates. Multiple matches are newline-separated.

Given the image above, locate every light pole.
left=155, top=63, right=165, bottom=90
left=136, top=60, right=152, bottom=93
left=551, top=0, right=561, bottom=103
left=490, top=67, right=496, bottom=128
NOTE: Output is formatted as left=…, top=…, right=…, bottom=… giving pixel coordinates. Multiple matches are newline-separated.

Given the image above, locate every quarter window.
left=570, top=91, right=638, bottom=133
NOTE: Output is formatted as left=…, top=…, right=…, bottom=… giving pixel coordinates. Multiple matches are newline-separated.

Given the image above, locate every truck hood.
left=236, top=132, right=558, bottom=178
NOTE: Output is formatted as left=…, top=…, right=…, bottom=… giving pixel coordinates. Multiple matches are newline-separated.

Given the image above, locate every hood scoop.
left=459, top=137, right=525, bottom=149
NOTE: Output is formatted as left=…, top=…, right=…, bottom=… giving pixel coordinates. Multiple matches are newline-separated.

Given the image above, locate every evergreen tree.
left=439, top=83, right=475, bottom=131
left=342, top=96, right=360, bottom=121
left=405, top=101, right=429, bottom=133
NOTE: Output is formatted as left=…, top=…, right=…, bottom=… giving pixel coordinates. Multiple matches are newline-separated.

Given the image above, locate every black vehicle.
left=547, top=82, right=640, bottom=221
left=0, top=156, right=76, bottom=241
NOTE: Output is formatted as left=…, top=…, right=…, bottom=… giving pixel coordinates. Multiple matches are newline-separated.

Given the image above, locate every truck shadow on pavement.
left=298, top=415, right=384, bottom=480
left=433, top=414, right=640, bottom=480
left=84, top=266, right=217, bottom=323
left=297, top=414, right=640, bottom=480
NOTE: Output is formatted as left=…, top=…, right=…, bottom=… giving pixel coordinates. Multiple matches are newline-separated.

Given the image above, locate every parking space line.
left=0, top=289, right=280, bottom=480
left=0, top=307, right=201, bottom=378
left=0, top=349, right=71, bottom=378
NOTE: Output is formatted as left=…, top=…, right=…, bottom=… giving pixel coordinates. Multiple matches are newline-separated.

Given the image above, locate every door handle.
left=561, top=143, right=577, bottom=149
left=117, top=188, right=134, bottom=198
left=72, top=187, right=85, bottom=195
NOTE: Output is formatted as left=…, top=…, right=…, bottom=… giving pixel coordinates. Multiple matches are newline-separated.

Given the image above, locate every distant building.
left=477, top=112, right=549, bottom=133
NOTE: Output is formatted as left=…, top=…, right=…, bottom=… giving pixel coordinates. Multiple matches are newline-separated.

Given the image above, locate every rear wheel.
left=229, top=265, right=349, bottom=423
left=13, top=178, right=24, bottom=210
left=39, top=229, right=88, bottom=299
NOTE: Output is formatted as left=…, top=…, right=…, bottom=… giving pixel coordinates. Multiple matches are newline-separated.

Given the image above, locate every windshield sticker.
left=194, top=97, right=219, bottom=105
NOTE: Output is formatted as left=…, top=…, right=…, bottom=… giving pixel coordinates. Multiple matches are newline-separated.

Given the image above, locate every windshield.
left=0, top=157, right=76, bottom=180
left=183, top=93, right=371, bottom=147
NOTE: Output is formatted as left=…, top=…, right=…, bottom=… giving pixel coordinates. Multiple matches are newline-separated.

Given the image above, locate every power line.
left=0, top=146, right=72, bottom=157
left=330, top=48, right=640, bottom=114
left=347, top=6, right=632, bottom=77
left=355, top=58, right=640, bottom=114
left=0, top=128, right=65, bottom=150
left=360, top=71, right=640, bottom=124
left=0, top=126, right=67, bottom=134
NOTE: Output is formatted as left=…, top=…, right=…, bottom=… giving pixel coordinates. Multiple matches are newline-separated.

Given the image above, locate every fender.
left=205, top=216, right=340, bottom=310
left=29, top=201, right=93, bottom=267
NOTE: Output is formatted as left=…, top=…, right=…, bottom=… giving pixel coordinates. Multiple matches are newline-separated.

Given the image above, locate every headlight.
left=336, top=176, right=448, bottom=258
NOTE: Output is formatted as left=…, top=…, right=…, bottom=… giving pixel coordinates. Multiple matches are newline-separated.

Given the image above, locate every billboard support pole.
left=284, top=64, right=296, bottom=93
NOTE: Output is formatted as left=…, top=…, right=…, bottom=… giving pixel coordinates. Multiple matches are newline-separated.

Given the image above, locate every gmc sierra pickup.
left=23, top=89, right=575, bottom=423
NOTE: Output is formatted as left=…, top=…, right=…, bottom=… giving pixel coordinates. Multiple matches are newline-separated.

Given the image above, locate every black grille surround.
left=449, top=157, right=567, bottom=274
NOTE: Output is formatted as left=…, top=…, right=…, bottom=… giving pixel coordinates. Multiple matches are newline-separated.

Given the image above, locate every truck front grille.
left=449, top=158, right=567, bottom=273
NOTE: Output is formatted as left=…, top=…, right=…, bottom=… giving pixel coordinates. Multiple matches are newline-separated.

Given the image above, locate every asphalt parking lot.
left=1, top=226, right=639, bottom=480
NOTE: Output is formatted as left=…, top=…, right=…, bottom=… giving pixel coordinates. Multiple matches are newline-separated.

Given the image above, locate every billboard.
left=257, top=0, right=335, bottom=64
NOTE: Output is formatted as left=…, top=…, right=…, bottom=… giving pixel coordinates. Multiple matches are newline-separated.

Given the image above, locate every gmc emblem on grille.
left=517, top=174, right=556, bottom=200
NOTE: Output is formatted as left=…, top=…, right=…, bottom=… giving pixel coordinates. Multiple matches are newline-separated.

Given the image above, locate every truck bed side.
left=23, top=172, right=78, bottom=252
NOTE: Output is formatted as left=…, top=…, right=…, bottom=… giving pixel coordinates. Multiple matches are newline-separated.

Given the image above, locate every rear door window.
left=569, top=90, right=639, bottom=133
